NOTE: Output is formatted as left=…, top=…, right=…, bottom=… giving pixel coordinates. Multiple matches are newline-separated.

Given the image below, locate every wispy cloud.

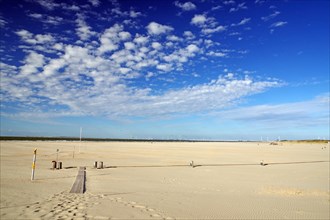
left=212, top=93, right=329, bottom=129
left=191, top=14, right=226, bottom=35
left=271, top=21, right=288, bottom=28
left=231, top=18, right=251, bottom=26
left=0, top=15, right=8, bottom=28
left=88, top=0, right=100, bottom=7
left=229, top=2, right=248, bottom=13
left=261, top=11, right=280, bottom=21
left=1, top=15, right=283, bottom=120
left=28, top=13, right=64, bottom=25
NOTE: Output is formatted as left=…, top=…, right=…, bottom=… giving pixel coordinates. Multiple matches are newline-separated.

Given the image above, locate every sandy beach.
left=0, top=141, right=329, bottom=219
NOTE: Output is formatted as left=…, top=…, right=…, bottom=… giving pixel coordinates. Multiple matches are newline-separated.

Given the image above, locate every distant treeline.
left=0, top=136, right=328, bottom=143
left=282, top=140, right=329, bottom=144
left=0, top=136, right=212, bottom=142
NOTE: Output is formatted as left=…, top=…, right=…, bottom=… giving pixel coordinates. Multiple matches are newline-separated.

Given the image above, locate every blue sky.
left=0, top=0, right=329, bottom=140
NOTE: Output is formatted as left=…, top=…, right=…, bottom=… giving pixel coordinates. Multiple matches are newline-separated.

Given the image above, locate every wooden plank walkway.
left=69, top=167, right=86, bottom=193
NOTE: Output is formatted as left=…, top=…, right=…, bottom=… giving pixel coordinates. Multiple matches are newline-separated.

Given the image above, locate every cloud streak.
left=212, top=93, right=330, bottom=128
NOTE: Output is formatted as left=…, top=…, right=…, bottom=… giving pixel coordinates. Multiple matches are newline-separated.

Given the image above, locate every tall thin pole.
left=80, top=127, right=82, bottom=142
left=31, top=148, right=37, bottom=181
left=79, top=127, right=82, bottom=153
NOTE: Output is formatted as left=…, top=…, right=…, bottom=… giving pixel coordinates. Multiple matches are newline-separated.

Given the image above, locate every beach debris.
left=260, top=160, right=268, bottom=166
left=270, top=142, right=278, bottom=145
left=190, top=160, right=195, bottom=168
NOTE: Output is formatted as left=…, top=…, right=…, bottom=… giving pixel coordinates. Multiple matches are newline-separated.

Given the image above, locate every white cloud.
left=156, top=63, right=173, bottom=72
left=231, top=18, right=251, bottom=26
left=133, top=34, right=149, bottom=44
left=15, top=29, right=33, bottom=41
left=35, top=34, right=54, bottom=44
left=119, top=67, right=131, bottom=74
left=271, top=21, right=288, bottom=27
left=261, top=11, right=280, bottom=21
left=213, top=94, right=329, bottom=128
left=191, top=14, right=207, bottom=26
left=146, top=22, right=174, bottom=35
left=34, top=0, right=60, bottom=10
left=183, top=31, right=195, bottom=39
left=88, top=0, right=100, bottom=7
left=191, top=14, right=226, bottom=35
left=207, top=51, right=226, bottom=57
left=202, top=25, right=226, bottom=34
left=28, top=13, right=43, bottom=19
left=1, top=29, right=283, bottom=121
left=186, top=44, right=198, bottom=53
left=16, top=29, right=54, bottom=45
left=98, top=24, right=124, bottom=54
left=129, top=10, right=143, bottom=18
left=20, top=52, right=45, bottom=76
left=119, top=31, right=131, bottom=41
left=163, top=44, right=199, bottom=64
left=1, top=4, right=290, bottom=124
left=42, top=57, right=66, bottom=77
left=151, top=42, right=162, bottom=50
left=145, top=72, right=154, bottom=80
left=174, top=1, right=196, bottom=11
left=223, top=0, right=235, bottom=5
left=167, top=35, right=181, bottom=41
left=0, top=15, right=8, bottom=28
left=229, top=2, right=248, bottom=12
left=211, top=5, right=222, bottom=11
left=124, top=42, right=135, bottom=50
left=52, top=43, right=64, bottom=51
left=29, top=13, right=63, bottom=25
left=76, top=15, right=96, bottom=41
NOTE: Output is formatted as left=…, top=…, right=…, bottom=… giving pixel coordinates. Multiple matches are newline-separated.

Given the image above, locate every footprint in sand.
left=107, top=197, right=175, bottom=219
left=15, top=192, right=91, bottom=219
left=132, top=204, right=146, bottom=209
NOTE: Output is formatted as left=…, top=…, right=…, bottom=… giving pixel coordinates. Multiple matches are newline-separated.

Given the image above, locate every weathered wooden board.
left=69, top=167, right=86, bottom=193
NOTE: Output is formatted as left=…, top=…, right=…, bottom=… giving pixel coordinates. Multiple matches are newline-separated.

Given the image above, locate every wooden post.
left=52, top=161, right=57, bottom=170
left=57, top=161, right=62, bottom=169
left=98, top=161, right=103, bottom=169
left=31, top=148, right=37, bottom=181
left=94, top=161, right=98, bottom=168
left=73, top=146, right=75, bottom=159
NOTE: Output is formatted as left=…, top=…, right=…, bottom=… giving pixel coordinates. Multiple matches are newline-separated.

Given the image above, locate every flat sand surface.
left=1, top=141, right=329, bottom=219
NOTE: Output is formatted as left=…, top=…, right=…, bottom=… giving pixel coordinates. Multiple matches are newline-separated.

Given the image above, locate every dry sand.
left=0, top=141, right=329, bottom=219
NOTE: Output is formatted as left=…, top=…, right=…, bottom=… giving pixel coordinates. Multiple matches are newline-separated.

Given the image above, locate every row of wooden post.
left=52, top=161, right=63, bottom=170
left=94, top=161, right=103, bottom=169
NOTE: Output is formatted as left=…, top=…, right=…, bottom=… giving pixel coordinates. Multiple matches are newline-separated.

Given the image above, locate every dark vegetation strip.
left=1, top=136, right=329, bottom=143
